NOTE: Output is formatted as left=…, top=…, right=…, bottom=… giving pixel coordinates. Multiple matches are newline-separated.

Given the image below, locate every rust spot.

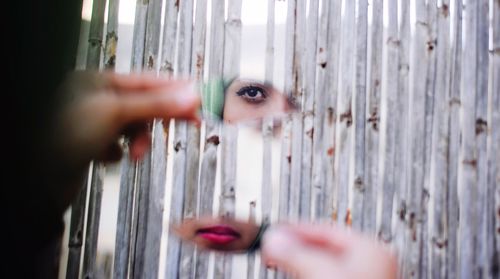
left=449, top=97, right=461, bottom=106
left=175, top=0, right=180, bottom=9
left=441, top=4, right=449, bottom=18
left=398, top=64, right=410, bottom=74
left=290, top=95, right=299, bottom=107
left=367, top=109, right=379, bottom=131
left=475, top=118, right=487, bottom=135
left=345, top=209, right=352, bottom=226
left=294, top=74, right=300, bottom=96
left=423, top=188, right=430, bottom=203
left=196, top=54, right=204, bottom=70
left=250, top=201, right=256, bottom=206
left=377, top=231, right=392, bottom=243
left=306, top=128, right=314, bottom=138
left=340, top=108, right=353, bottom=127
left=161, top=61, right=174, bottom=74
left=327, top=147, right=335, bottom=156
left=491, top=47, right=500, bottom=55
left=105, top=55, right=116, bottom=68
left=174, top=141, right=182, bottom=152
left=432, top=237, right=448, bottom=249
left=427, top=40, right=436, bottom=52
left=148, top=55, right=154, bottom=70
left=387, top=37, right=401, bottom=47
left=105, top=32, right=118, bottom=67
left=374, top=79, right=380, bottom=87
left=497, top=227, right=500, bottom=234
left=354, top=177, right=364, bottom=192
left=327, top=107, right=335, bottom=124
left=162, top=120, right=171, bottom=134
left=320, top=62, right=327, bottom=68
left=416, top=20, right=429, bottom=28
left=399, top=202, right=407, bottom=221
left=409, top=212, right=416, bottom=222
left=319, top=47, right=324, bottom=53
left=287, top=155, right=292, bottom=163
left=206, top=135, right=220, bottom=146
left=463, top=159, right=477, bottom=167
left=409, top=212, right=417, bottom=241
left=332, top=210, right=338, bottom=221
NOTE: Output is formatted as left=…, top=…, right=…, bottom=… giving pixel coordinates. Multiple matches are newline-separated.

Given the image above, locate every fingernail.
left=262, top=228, right=297, bottom=259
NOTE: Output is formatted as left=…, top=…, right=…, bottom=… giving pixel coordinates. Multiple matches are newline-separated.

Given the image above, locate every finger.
left=261, top=227, right=342, bottom=279
left=285, top=224, right=355, bottom=254
left=118, top=82, right=201, bottom=125
left=106, top=72, right=191, bottom=91
left=288, top=225, right=399, bottom=279
left=123, top=123, right=150, bottom=160
left=125, top=125, right=151, bottom=161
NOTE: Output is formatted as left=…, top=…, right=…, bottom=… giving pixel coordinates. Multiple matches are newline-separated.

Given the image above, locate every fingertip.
left=290, top=224, right=351, bottom=254
left=261, top=227, right=298, bottom=261
left=175, top=83, right=201, bottom=109
left=129, top=147, right=143, bottom=161
left=129, top=133, right=151, bottom=160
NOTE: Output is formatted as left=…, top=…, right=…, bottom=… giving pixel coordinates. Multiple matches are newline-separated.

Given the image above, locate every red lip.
left=196, top=225, right=241, bottom=245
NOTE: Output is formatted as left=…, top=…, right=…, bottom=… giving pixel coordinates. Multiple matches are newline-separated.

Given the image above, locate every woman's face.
left=180, top=81, right=287, bottom=253
left=173, top=216, right=261, bottom=252
left=223, top=79, right=293, bottom=124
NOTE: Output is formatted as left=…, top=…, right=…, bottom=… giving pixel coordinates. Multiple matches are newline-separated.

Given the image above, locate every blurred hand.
left=261, top=224, right=398, bottom=279
left=54, top=71, right=200, bottom=165
left=50, top=71, right=200, bottom=207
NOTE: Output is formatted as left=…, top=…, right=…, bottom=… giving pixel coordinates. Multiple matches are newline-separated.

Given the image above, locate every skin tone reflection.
left=173, top=216, right=261, bottom=253
left=222, top=79, right=295, bottom=124
left=172, top=217, right=398, bottom=279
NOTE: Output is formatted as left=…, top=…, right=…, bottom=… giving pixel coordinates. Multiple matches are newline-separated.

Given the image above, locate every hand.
left=261, top=224, right=398, bottom=279
left=49, top=71, right=200, bottom=207
left=54, top=71, right=200, bottom=164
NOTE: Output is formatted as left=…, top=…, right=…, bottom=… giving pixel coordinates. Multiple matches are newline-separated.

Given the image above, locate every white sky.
left=82, top=0, right=287, bottom=25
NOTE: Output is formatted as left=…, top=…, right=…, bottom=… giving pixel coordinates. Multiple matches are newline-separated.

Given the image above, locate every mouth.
left=196, top=225, right=241, bottom=245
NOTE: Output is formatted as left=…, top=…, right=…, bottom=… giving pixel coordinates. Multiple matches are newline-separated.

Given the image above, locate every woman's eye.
left=236, top=86, right=267, bottom=103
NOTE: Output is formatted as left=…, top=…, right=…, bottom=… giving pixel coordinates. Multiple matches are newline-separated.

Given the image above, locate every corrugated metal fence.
left=64, top=0, right=499, bottom=278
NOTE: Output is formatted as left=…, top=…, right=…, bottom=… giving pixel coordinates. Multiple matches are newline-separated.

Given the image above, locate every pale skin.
left=222, top=79, right=291, bottom=124
left=261, top=225, right=398, bottom=279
